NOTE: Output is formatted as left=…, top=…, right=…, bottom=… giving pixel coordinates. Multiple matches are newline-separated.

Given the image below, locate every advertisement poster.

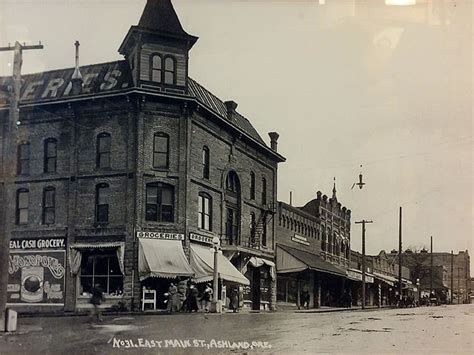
left=7, top=238, right=66, bottom=306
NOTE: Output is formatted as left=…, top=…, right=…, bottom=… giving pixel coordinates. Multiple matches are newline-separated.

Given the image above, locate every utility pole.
left=398, top=207, right=402, bottom=306
left=430, top=236, right=433, bottom=297
left=0, top=41, right=43, bottom=331
left=355, top=219, right=373, bottom=309
left=450, top=250, right=454, bottom=304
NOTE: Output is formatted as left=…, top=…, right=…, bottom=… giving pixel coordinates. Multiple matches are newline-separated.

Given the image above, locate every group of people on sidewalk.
left=165, top=280, right=214, bottom=313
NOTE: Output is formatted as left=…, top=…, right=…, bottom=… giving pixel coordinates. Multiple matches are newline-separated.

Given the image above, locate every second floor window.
left=202, top=147, right=210, bottom=179
left=96, top=183, right=109, bottom=223
left=250, top=212, right=256, bottom=244
left=44, top=138, right=57, bottom=173
left=198, top=193, right=212, bottom=231
left=146, top=183, right=174, bottom=222
left=151, top=54, right=162, bottom=83
left=150, top=54, right=176, bottom=85
left=43, top=187, right=56, bottom=225
left=153, top=133, right=169, bottom=169
left=250, top=172, right=255, bottom=200
left=96, top=133, right=111, bottom=169
left=261, top=177, right=267, bottom=205
left=17, top=143, right=30, bottom=175
left=164, top=57, right=176, bottom=85
left=16, top=188, right=29, bottom=225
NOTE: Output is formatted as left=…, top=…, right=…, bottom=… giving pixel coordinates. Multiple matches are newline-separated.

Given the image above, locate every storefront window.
left=80, top=250, right=123, bottom=296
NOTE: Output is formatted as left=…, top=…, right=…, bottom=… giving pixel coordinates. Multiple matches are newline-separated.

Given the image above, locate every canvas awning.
left=189, top=243, right=249, bottom=285
left=276, top=244, right=346, bottom=277
left=373, top=272, right=397, bottom=286
left=138, top=238, right=194, bottom=281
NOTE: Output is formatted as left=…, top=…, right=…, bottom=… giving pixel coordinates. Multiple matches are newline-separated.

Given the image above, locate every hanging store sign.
left=7, top=238, right=66, bottom=306
left=189, top=233, right=214, bottom=245
left=347, top=269, right=374, bottom=284
left=136, top=231, right=184, bottom=241
left=291, top=234, right=310, bottom=246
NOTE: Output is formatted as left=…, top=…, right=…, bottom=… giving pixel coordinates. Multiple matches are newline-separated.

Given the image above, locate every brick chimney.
left=224, top=100, right=238, bottom=120
left=268, top=132, right=279, bottom=151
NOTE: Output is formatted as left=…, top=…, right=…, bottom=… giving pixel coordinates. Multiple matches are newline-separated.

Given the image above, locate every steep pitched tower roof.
left=119, top=0, right=198, bottom=56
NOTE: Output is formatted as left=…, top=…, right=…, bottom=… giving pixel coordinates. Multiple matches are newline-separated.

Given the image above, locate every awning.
left=138, top=238, right=194, bottom=281
left=69, top=242, right=125, bottom=276
left=373, top=272, right=397, bottom=286
left=276, top=244, right=346, bottom=277
left=190, top=243, right=249, bottom=285
left=243, top=256, right=276, bottom=279
left=346, top=268, right=374, bottom=284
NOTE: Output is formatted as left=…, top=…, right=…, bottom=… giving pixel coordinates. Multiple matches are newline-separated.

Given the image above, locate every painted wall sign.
left=136, top=231, right=184, bottom=241
left=291, top=234, right=310, bottom=246
left=7, top=238, right=66, bottom=306
left=189, top=233, right=214, bottom=245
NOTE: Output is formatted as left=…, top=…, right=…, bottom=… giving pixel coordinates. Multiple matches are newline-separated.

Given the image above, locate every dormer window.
left=150, top=54, right=176, bottom=85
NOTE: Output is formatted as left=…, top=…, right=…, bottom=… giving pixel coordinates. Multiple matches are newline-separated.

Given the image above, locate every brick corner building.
left=0, top=0, right=285, bottom=313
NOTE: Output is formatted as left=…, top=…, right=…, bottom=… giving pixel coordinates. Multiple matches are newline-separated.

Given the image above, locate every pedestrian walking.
left=166, top=283, right=179, bottom=313
left=201, top=283, right=213, bottom=312
left=177, top=279, right=188, bottom=312
left=229, top=287, right=239, bottom=313
left=89, top=283, right=105, bottom=323
left=185, top=283, right=199, bottom=312
left=300, top=290, right=310, bottom=310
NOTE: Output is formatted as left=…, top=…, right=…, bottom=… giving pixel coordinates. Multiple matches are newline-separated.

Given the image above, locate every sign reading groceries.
left=136, top=231, right=184, bottom=241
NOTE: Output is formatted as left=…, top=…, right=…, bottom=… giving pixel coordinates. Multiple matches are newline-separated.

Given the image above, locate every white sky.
left=0, top=0, right=472, bottom=268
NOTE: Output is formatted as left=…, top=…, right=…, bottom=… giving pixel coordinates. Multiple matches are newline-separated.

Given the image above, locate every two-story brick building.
left=0, top=0, right=285, bottom=313
left=275, top=184, right=352, bottom=308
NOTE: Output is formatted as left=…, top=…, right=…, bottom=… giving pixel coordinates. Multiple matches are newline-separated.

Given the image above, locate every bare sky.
left=0, top=0, right=472, bottom=268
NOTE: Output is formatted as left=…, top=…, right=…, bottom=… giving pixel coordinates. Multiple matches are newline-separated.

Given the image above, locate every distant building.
left=275, top=182, right=352, bottom=308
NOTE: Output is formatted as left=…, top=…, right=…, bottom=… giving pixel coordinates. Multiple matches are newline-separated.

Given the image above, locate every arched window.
left=198, top=192, right=212, bottom=231
left=150, top=54, right=162, bottom=83
left=146, top=182, right=174, bottom=222
left=164, top=56, right=176, bottom=85
left=43, top=187, right=56, bottom=225
left=321, top=232, right=326, bottom=252
left=96, top=183, right=110, bottom=223
left=202, top=146, right=210, bottom=179
left=250, top=171, right=255, bottom=200
left=250, top=212, right=256, bottom=245
left=17, top=142, right=30, bottom=175
left=96, top=132, right=111, bottom=169
left=261, top=177, right=267, bottom=205
left=16, top=188, right=29, bottom=225
left=44, top=138, right=57, bottom=173
left=225, top=171, right=240, bottom=193
left=153, top=133, right=169, bottom=169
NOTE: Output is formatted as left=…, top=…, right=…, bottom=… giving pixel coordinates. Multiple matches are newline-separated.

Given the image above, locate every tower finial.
left=332, top=177, right=337, bottom=199
left=71, top=40, right=83, bottom=94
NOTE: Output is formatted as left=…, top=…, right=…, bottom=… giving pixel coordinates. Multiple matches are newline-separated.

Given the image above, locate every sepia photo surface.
left=0, top=0, right=472, bottom=353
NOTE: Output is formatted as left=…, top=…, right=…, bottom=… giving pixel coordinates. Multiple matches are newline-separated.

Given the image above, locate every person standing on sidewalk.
left=89, top=283, right=105, bottom=323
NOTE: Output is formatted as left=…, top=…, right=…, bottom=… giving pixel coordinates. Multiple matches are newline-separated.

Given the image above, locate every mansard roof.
left=0, top=60, right=283, bottom=162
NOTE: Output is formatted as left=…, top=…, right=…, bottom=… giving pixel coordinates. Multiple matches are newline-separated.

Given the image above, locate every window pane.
left=47, top=158, right=56, bottom=173
left=94, top=255, right=109, bottom=276
left=109, top=256, right=121, bottom=276
left=97, top=205, right=109, bottom=222
left=18, top=192, right=28, bottom=208
left=151, top=69, right=161, bottom=83
left=152, top=55, right=162, bottom=69
left=20, top=144, right=29, bottom=157
left=81, top=254, right=95, bottom=275
left=94, top=276, right=108, bottom=294
left=153, top=153, right=167, bottom=168
left=97, top=186, right=109, bottom=205
left=19, top=210, right=28, bottom=224
left=164, top=71, right=174, bottom=84
left=99, top=153, right=110, bottom=168
left=20, top=161, right=29, bottom=175
left=146, top=204, right=158, bottom=221
left=146, top=186, right=158, bottom=204
left=161, top=205, right=173, bottom=222
left=80, top=277, right=93, bottom=294
left=198, top=195, right=203, bottom=213
left=204, top=197, right=210, bottom=214
left=109, top=276, right=123, bottom=295
left=44, top=190, right=55, bottom=207
left=198, top=212, right=202, bottom=229
left=154, top=135, right=168, bottom=152
left=44, top=209, right=55, bottom=224
left=99, top=136, right=111, bottom=152
left=165, top=57, right=174, bottom=71
left=47, top=141, right=56, bottom=157
left=161, top=188, right=173, bottom=205
left=204, top=215, right=210, bottom=230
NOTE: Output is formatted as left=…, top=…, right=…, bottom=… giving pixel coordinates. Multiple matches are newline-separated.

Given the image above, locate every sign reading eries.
left=7, top=238, right=66, bottom=306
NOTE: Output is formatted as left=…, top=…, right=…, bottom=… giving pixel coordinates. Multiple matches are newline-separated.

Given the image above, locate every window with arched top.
left=96, top=132, right=111, bottom=169
left=43, top=186, right=56, bottom=225
left=44, top=138, right=57, bottom=173
left=153, top=133, right=169, bottom=169
left=202, top=146, right=210, bottom=179
left=225, top=171, right=240, bottom=193
left=198, top=192, right=212, bottom=231
left=16, top=188, right=29, bottom=225
left=261, top=177, right=267, bottom=205
left=250, top=171, right=255, bottom=200
left=164, top=56, right=176, bottom=85
left=150, top=54, right=162, bottom=83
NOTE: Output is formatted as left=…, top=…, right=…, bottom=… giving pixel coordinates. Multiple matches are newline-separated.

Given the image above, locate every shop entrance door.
left=251, top=267, right=261, bottom=310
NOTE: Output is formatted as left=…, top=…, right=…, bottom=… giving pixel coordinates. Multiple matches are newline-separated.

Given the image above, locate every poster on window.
left=7, top=238, right=66, bottom=305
